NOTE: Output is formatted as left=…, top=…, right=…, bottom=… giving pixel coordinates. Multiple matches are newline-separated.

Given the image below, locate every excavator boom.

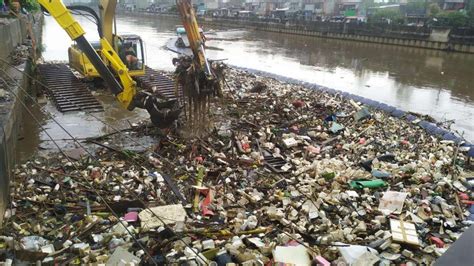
left=174, top=0, right=225, bottom=136
left=176, top=0, right=211, bottom=76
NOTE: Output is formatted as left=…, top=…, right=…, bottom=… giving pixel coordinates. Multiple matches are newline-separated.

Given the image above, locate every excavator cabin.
left=68, top=34, right=145, bottom=78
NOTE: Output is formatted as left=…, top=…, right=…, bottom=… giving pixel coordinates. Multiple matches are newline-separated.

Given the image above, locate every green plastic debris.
left=93, top=212, right=111, bottom=218
left=122, top=149, right=138, bottom=159
left=196, top=166, right=205, bottom=182
left=349, top=179, right=387, bottom=189
left=321, top=172, right=336, bottom=180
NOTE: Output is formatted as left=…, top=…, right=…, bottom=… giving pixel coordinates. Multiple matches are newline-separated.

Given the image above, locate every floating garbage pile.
left=1, top=68, right=473, bottom=265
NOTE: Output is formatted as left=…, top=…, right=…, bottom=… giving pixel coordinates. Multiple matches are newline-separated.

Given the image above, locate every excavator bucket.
left=174, top=0, right=226, bottom=136
left=132, top=91, right=182, bottom=128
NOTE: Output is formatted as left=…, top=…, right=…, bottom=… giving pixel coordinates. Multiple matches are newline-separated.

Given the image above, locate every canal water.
left=25, top=14, right=473, bottom=160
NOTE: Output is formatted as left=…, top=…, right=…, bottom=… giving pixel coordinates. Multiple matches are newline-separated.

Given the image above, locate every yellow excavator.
left=37, top=0, right=215, bottom=127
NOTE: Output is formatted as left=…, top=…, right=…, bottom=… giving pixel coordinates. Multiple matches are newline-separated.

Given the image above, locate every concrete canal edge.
left=231, top=64, right=474, bottom=152
left=0, top=13, right=42, bottom=226
left=201, top=19, right=474, bottom=54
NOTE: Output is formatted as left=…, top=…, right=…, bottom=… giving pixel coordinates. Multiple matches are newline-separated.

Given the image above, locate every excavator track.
left=37, top=64, right=104, bottom=113
left=38, top=64, right=182, bottom=114
left=134, top=67, right=183, bottom=103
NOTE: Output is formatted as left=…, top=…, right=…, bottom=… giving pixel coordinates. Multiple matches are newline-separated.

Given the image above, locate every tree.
left=370, top=9, right=404, bottom=24
left=434, top=11, right=469, bottom=27
left=428, top=3, right=441, bottom=17
left=17, top=0, right=39, bottom=11
left=467, top=0, right=474, bottom=26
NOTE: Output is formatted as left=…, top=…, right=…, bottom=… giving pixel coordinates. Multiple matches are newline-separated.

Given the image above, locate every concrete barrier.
left=200, top=17, right=472, bottom=53
left=0, top=13, right=42, bottom=226
left=0, top=17, right=26, bottom=61
left=198, top=19, right=474, bottom=53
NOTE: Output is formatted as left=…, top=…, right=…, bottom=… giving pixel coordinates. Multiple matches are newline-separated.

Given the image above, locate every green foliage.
left=428, top=3, right=441, bottom=17
left=429, top=0, right=474, bottom=27
left=467, top=0, right=474, bottom=26
left=370, top=9, right=404, bottom=24
left=434, top=11, right=469, bottom=27
left=19, top=0, right=39, bottom=12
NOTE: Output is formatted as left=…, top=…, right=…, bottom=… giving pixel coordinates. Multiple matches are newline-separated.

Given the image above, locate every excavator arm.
left=176, top=0, right=211, bottom=77
left=38, top=0, right=180, bottom=127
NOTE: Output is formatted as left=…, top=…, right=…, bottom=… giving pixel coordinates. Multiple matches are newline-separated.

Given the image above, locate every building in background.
left=123, top=0, right=470, bottom=22
left=120, top=0, right=150, bottom=11
left=241, top=0, right=368, bottom=19
left=147, top=0, right=175, bottom=11
left=302, top=0, right=325, bottom=18
left=441, top=0, right=466, bottom=10
left=336, top=0, right=362, bottom=17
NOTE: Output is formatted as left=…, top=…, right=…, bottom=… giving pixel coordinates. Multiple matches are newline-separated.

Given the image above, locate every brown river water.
left=17, top=14, right=474, bottom=161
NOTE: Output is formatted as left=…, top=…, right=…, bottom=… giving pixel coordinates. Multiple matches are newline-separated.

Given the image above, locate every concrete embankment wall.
left=200, top=18, right=474, bottom=54
left=0, top=13, right=42, bottom=226
left=120, top=11, right=474, bottom=54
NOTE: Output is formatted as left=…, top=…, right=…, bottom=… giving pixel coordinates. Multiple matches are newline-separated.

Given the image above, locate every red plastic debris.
left=429, top=236, right=445, bottom=248
left=194, top=156, right=204, bottom=164
left=459, top=193, right=469, bottom=200
left=241, top=142, right=250, bottom=151
left=198, top=187, right=214, bottom=216
left=292, top=100, right=305, bottom=108
left=90, top=167, right=101, bottom=179
left=265, top=259, right=274, bottom=266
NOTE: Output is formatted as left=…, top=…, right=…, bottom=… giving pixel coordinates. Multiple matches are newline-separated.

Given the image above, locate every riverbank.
left=119, top=11, right=474, bottom=54
left=0, top=13, right=42, bottom=226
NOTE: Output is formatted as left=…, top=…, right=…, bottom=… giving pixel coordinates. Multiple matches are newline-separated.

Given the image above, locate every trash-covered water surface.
left=1, top=68, right=473, bottom=265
